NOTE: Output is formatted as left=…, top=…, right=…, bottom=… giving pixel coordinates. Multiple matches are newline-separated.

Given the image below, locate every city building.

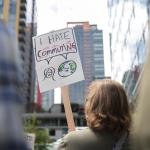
left=107, top=0, right=149, bottom=105
left=0, top=0, right=17, bottom=30
left=0, top=0, right=2, bottom=18
left=19, top=0, right=38, bottom=109
left=23, top=103, right=86, bottom=140
left=0, top=0, right=37, bottom=108
left=67, top=21, right=105, bottom=104
left=41, top=90, right=54, bottom=112
left=24, top=22, right=37, bottom=112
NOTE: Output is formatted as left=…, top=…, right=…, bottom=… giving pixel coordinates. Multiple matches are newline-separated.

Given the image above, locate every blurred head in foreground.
left=0, top=20, right=27, bottom=149
left=85, top=79, right=131, bottom=135
left=132, top=49, right=150, bottom=149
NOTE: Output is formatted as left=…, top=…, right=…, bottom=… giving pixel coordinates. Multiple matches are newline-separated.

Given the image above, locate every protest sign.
left=33, top=28, right=84, bottom=92
left=24, top=133, right=35, bottom=150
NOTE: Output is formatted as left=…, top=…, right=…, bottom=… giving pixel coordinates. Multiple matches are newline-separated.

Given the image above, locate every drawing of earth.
left=58, top=60, right=77, bottom=77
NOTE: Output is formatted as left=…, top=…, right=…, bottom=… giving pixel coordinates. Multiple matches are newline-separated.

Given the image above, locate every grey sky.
left=35, top=0, right=111, bottom=103
left=36, top=0, right=109, bottom=34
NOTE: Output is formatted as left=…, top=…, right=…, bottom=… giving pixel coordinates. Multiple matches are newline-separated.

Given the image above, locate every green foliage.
left=35, top=129, right=50, bottom=150
left=24, top=115, right=38, bottom=133
left=24, top=115, right=51, bottom=150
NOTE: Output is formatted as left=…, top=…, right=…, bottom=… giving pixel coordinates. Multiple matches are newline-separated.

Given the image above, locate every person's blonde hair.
left=85, top=79, right=131, bottom=134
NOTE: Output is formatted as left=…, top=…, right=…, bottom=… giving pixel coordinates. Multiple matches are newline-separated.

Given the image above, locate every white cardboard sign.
left=33, top=28, right=84, bottom=92
left=24, top=133, right=35, bottom=150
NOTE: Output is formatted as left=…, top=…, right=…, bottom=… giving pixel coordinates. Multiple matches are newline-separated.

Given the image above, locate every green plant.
left=24, top=115, right=51, bottom=150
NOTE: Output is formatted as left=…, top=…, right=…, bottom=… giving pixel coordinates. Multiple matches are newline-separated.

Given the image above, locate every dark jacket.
left=58, top=128, right=130, bottom=150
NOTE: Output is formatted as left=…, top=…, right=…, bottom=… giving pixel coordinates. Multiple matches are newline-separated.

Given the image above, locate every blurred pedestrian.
left=0, top=19, right=27, bottom=149
left=58, top=79, right=131, bottom=150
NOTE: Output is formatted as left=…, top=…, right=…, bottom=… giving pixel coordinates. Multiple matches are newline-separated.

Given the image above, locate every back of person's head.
left=85, top=79, right=131, bottom=134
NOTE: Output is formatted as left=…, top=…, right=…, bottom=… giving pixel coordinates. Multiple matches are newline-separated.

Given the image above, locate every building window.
left=60, top=119, right=67, bottom=126
left=93, top=43, right=103, bottom=47
left=49, top=129, right=55, bottom=136
left=92, top=32, right=102, bottom=37
left=93, top=36, right=102, bottom=40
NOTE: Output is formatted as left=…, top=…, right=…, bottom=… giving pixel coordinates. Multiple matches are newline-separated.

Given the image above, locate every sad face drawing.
left=58, top=60, right=77, bottom=77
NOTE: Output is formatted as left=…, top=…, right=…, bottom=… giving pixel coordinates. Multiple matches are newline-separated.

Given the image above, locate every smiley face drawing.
left=58, top=60, right=77, bottom=77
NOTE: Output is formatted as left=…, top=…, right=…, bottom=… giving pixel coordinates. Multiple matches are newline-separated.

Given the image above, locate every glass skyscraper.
left=67, top=22, right=105, bottom=104
left=0, top=0, right=17, bottom=30
left=108, top=0, right=149, bottom=103
left=0, top=0, right=39, bottom=110
left=42, top=91, right=54, bottom=111
left=8, top=0, right=17, bottom=29
left=0, top=0, right=3, bottom=18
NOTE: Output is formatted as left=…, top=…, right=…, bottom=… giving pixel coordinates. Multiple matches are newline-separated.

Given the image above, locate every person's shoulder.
left=64, top=127, right=91, bottom=140
left=57, top=128, right=95, bottom=150
left=58, top=128, right=91, bottom=144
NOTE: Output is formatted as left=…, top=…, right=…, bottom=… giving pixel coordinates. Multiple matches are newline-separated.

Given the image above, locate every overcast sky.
left=36, top=0, right=109, bottom=34
left=36, top=0, right=110, bottom=72
left=36, top=0, right=110, bottom=103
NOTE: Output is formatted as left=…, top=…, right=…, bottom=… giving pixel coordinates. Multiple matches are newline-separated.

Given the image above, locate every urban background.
left=0, top=0, right=150, bottom=145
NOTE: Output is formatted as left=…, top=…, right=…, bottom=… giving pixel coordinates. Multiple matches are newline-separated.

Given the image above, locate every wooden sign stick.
left=61, top=86, right=75, bottom=132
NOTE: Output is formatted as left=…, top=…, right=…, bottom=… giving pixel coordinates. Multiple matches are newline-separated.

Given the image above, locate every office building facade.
left=41, top=90, right=54, bottom=112
left=0, top=0, right=17, bottom=29
left=108, top=0, right=149, bottom=104
left=0, top=0, right=2, bottom=17
left=23, top=104, right=86, bottom=140
left=0, top=0, right=38, bottom=108
left=18, top=0, right=38, bottom=109
left=67, top=22, right=105, bottom=104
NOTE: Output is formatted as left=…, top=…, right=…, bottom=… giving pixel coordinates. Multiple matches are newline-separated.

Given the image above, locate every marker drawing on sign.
left=58, top=60, right=77, bottom=77
left=43, top=67, right=55, bottom=81
left=33, top=29, right=77, bottom=64
left=33, top=28, right=85, bottom=92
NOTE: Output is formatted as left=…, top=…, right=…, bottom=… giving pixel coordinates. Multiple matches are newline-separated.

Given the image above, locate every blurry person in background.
left=0, top=19, right=27, bottom=149
left=58, top=79, right=131, bottom=150
left=131, top=47, right=150, bottom=149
